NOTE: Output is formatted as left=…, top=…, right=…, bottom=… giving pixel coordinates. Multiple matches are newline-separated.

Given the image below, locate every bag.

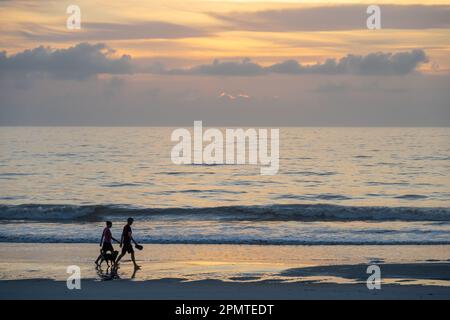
left=135, top=244, right=143, bottom=250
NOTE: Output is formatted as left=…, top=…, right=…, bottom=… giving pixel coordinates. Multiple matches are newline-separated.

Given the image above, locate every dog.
left=98, top=250, right=119, bottom=267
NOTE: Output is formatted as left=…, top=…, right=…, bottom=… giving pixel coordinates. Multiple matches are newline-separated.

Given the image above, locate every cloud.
left=17, top=22, right=208, bottom=42
left=0, top=43, right=132, bottom=80
left=268, top=50, right=428, bottom=75
left=210, top=5, right=450, bottom=31
left=167, top=58, right=264, bottom=76
left=219, top=91, right=251, bottom=100
left=157, top=50, right=428, bottom=76
left=0, top=44, right=429, bottom=80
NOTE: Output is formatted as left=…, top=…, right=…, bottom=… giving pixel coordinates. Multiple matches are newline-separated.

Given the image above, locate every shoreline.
left=1, top=243, right=449, bottom=299
left=3, top=241, right=450, bottom=246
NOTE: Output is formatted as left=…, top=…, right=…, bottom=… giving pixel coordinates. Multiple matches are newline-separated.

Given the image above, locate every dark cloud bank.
left=0, top=43, right=428, bottom=80
left=0, top=43, right=132, bottom=80
left=167, top=50, right=428, bottom=76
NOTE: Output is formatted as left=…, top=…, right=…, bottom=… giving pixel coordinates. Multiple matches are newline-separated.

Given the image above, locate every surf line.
left=170, top=121, right=279, bottom=175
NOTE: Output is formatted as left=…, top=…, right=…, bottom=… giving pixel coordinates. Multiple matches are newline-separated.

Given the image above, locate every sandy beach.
left=0, top=243, right=449, bottom=299
left=2, top=278, right=450, bottom=300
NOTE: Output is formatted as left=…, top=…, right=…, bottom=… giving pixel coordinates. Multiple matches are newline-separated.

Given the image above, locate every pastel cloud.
left=0, top=43, right=429, bottom=79
left=17, top=22, right=208, bottom=42
left=158, top=50, right=428, bottom=76
left=0, top=43, right=132, bottom=80
left=210, top=5, right=450, bottom=32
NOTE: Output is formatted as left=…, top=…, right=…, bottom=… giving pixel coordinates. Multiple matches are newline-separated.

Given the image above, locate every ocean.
left=0, top=126, right=449, bottom=245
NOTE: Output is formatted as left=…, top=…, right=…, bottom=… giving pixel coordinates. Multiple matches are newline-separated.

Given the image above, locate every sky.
left=0, top=0, right=449, bottom=126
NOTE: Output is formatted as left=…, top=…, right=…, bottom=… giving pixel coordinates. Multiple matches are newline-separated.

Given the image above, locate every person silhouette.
left=95, top=221, right=119, bottom=267
left=115, top=217, right=141, bottom=269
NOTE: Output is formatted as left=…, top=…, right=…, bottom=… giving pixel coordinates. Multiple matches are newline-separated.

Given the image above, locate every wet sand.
left=1, top=278, right=450, bottom=300
left=0, top=243, right=449, bottom=299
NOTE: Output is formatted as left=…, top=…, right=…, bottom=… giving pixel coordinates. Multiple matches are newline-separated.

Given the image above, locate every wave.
left=0, top=235, right=449, bottom=245
left=284, top=171, right=337, bottom=176
left=395, top=194, right=429, bottom=200
left=0, top=203, right=449, bottom=222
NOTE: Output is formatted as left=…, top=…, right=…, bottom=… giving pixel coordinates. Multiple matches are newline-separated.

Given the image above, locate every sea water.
left=0, top=127, right=449, bottom=245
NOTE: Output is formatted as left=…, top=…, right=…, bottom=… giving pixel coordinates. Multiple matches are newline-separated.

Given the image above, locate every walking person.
left=95, top=221, right=120, bottom=267
left=115, top=218, right=141, bottom=269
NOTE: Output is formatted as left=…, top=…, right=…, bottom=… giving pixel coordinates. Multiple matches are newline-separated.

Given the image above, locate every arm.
left=129, top=232, right=138, bottom=245
left=120, top=233, right=124, bottom=247
left=99, top=231, right=104, bottom=246
left=112, top=236, right=120, bottom=244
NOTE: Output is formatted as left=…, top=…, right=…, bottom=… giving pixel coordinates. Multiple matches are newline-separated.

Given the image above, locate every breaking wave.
left=0, top=203, right=449, bottom=222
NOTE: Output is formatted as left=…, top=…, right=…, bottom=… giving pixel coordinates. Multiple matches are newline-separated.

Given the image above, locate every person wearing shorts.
left=115, top=217, right=141, bottom=269
left=95, top=221, right=119, bottom=266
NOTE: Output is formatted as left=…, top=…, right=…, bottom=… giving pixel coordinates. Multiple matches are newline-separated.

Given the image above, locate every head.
left=106, top=221, right=112, bottom=228
left=127, top=217, right=134, bottom=226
